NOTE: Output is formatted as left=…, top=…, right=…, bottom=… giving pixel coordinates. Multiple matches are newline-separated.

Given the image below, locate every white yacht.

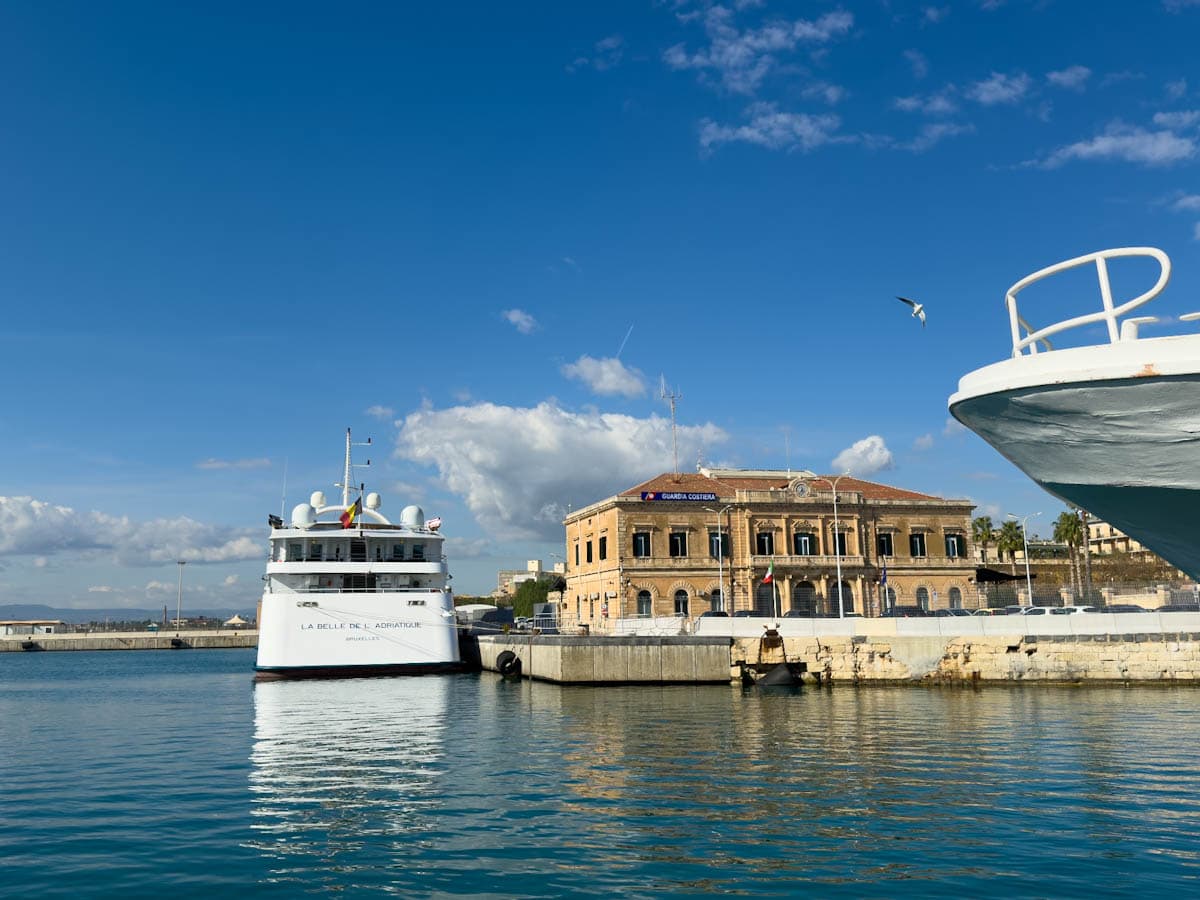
left=950, top=246, right=1200, bottom=580
left=255, top=429, right=462, bottom=678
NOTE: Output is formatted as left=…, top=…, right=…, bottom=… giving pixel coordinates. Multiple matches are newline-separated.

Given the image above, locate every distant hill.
left=0, top=603, right=253, bottom=624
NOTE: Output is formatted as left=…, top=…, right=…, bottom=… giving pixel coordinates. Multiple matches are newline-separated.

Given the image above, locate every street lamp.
left=705, top=505, right=733, bottom=613
left=175, top=560, right=187, bottom=636
left=823, top=473, right=851, bottom=618
left=1007, top=512, right=1040, bottom=606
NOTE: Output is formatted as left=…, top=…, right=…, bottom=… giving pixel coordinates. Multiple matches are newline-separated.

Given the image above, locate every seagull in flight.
left=897, top=296, right=926, bottom=327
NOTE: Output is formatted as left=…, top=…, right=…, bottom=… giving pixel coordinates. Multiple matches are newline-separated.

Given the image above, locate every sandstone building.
left=561, top=467, right=977, bottom=626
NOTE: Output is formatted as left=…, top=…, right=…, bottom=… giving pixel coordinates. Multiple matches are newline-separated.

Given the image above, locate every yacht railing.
left=1006, top=247, right=1172, bottom=358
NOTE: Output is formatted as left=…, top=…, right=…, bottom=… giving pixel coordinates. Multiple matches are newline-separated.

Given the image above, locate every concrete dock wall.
left=477, top=635, right=732, bottom=684
left=0, top=630, right=259, bottom=652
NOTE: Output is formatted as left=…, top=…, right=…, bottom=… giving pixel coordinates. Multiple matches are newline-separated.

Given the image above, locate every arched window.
left=791, top=581, right=817, bottom=616
left=636, top=590, right=652, bottom=617
left=830, top=580, right=855, bottom=614
left=754, top=582, right=775, bottom=616
left=674, top=590, right=689, bottom=616
left=949, top=587, right=963, bottom=609
left=710, top=588, right=724, bottom=613
left=916, top=586, right=930, bottom=610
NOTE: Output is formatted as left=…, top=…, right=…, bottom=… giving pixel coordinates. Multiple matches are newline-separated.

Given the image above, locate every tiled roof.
left=620, top=471, right=949, bottom=502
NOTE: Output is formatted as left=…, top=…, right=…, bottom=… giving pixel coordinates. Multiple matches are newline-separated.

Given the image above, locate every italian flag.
left=340, top=497, right=362, bottom=528
left=762, top=561, right=774, bottom=584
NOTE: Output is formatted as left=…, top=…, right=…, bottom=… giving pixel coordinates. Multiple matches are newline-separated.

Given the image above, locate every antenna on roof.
left=782, top=426, right=792, bottom=477
left=334, top=428, right=373, bottom=507
left=279, top=456, right=288, bottom=520
left=660, top=375, right=681, bottom=477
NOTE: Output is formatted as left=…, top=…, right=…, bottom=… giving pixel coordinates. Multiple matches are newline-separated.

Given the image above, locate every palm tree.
left=972, top=516, right=995, bottom=564
left=997, top=520, right=1025, bottom=574
left=1053, top=510, right=1084, bottom=601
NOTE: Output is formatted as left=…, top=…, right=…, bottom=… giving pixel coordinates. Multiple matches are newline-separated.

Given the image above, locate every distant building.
left=562, top=467, right=977, bottom=627
left=1, top=620, right=62, bottom=635
left=494, top=559, right=566, bottom=599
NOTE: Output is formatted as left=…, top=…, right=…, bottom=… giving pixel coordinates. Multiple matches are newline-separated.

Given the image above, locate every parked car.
left=972, top=608, right=1003, bottom=616
left=1105, top=604, right=1150, bottom=613
left=699, top=610, right=729, bottom=618
left=732, top=610, right=759, bottom=617
left=933, top=608, right=972, bottom=617
left=882, top=606, right=930, bottom=618
left=1003, top=606, right=1027, bottom=616
left=1050, top=606, right=1097, bottom=615
left=1156, top=604, right=1200, bottom=613
left=1020, top=606, right=1052, bottom=616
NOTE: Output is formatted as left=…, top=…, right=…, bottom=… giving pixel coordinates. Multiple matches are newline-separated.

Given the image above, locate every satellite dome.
left=365, top=492, right=381, bottom=510
left=291, top=503, right=316, bottom=529
left=399, top=505, right=425, bottom=529
left=310, top=491, right=327, bottom=508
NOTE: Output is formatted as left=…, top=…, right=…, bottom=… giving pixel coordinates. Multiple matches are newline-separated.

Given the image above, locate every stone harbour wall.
left=733, top=633, right=1200, bottom=683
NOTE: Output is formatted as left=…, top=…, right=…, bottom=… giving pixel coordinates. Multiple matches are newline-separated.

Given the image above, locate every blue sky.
left=2, top=0, right=1199, bottom=608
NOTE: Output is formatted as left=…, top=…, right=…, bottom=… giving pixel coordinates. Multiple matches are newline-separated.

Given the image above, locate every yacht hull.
left=255, top=589, right=462, bottom=676
left=951, top=373, right=1200, bottom=580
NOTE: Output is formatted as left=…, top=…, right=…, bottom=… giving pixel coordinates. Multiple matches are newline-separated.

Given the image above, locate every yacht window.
left=375, top=546, right=383, bottom=561
left=307, top=543, right=323, bottom=561
left=412, top=544, right=425, bottom=561
left=287, top=543, right=302, bottom=561
left=350, top=540, right=367, bottom=562
left=392, top=544, right=404, bottom=560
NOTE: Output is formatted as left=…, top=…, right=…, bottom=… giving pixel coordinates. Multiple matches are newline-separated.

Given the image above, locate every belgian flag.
left=340, top=498, right=362, bottom=528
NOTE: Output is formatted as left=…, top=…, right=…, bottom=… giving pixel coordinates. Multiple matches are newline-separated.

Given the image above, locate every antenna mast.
left=336, top=428, right=373, bottom=507
left=660, top=375, right=681, bottom=476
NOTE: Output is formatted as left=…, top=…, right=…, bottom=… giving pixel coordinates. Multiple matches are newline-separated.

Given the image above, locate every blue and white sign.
left=641, top=491, right=719, bottom=502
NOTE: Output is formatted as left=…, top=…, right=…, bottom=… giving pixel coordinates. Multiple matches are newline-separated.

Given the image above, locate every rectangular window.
left=599, top=536, right=607, bottom=560
left=307, top=543, right=323, bottom=561
left=945, top=534, right=963, bottom=558
left=411, top=544, right=424, bottom=561
left=834, top=532, right=847, bottom=556
left=669, top=531, right=688, bottom=557
left=755, top=532, right=774, bottom=555
left=910, top=533, right=927, bottom=558
left=877, top=533, right=893, bottom=557
left=575, top=543, right=579, bottom=566
left=392, top=544, right=403, bottom=560
left=633, top=532, right=651, bottom=557
left=793, top=533, right=816, bottom=555
left=586, top=541, right=593, bottom=563
left=709, top=532, right=729, bottom=558
left=287, top=542, right=302, bottom=561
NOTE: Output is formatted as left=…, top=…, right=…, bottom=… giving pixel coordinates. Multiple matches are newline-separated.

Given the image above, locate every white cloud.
left=699, top=102, right=844, bottom=153
left=366, top=405, right=395, bottom=420
left=502, top=309, right=538, bottom=334
left=944, top=417, right=968, bottom=437
left=144, top=580, right=174, bottom=593
left=801, top=82, right=847, bottom=105
left=33, top=556, right=47, bottom=568
left=903, top=121, right=974, bottom=152
left=1164, top=0, right=1200, bottom=10
left=893, top=89, right=958, bottom=116
left=967, top=72, right=1032, bottom=105
left=1166, top=78, right=1188, bottom=101
left=395, top=402, right=728, bottom=540
left=832, top=435, right=894, bottom=477
left=196, top=458, right=271, bottom=470
left=923, top=6, right=950, bottom=23
left=904, top=49, right=929, bottom=79
left=913, top=434, right=934, bottom=450
left=561, top=355, right=646, bottom=397
left=664, top=6, right=853, bottom=95
left=0, top=496, right=263, bottom=566
left=566, top=34, right=624, bottom=73
left=443, top=536, right=492, bottom=559
left=1154, top=110, right=1200, bottom=130
left=88, top=585, right=116, bottom=593
left=223, top=574, right=239, bottom=586
left=1046, top=65, right=1091, bottom=91
left=1171, top=194, right=1200, bottom=211
left=1194, top=222, right=1200, bottom=241
left=1039, top=124, right=1196, bottom=168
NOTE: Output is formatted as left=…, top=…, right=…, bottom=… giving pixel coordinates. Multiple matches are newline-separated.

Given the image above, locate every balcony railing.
left=751, top=554, right=866, bottom=568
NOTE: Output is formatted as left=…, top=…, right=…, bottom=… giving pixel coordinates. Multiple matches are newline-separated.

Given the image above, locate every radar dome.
left=291, top=503, right=317, bottom=529
left=399, top=505, right=425, bottom=530
left=310, top=491, right=327, bottom=508
left=365, top=492, right=381, bottom=510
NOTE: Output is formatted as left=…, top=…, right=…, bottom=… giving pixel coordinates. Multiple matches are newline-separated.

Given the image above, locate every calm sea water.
left=2, top=649, right=1199, bottom=898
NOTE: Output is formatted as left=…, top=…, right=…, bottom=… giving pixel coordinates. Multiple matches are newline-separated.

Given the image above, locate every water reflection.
left=247, top=675, right=451, bottom=886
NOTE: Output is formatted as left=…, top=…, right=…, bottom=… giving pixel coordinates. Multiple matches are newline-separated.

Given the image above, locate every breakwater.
left=481, top=613, right=1200, bottom=683
left=0, top=630, right=259, bottom=652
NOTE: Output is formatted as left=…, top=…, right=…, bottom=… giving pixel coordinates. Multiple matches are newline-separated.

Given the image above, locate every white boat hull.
left=255, top=589, right=462, bottom=677
left=951, top=371, right=1200, bottom=580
